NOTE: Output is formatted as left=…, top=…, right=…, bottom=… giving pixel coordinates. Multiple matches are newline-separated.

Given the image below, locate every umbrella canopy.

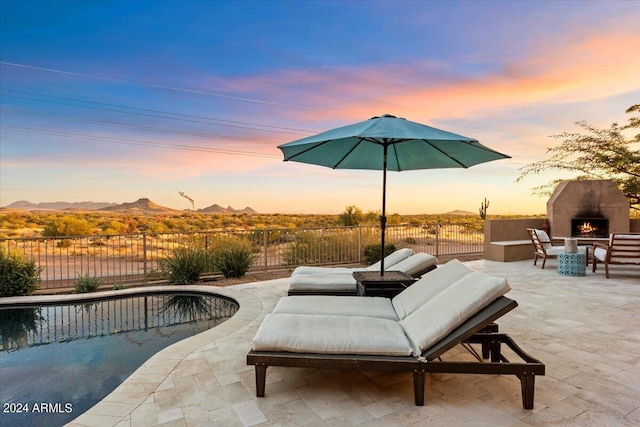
left=278, top=114, right=511, bottom=274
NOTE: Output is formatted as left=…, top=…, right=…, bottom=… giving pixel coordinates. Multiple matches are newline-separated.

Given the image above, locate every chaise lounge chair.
left=248, top=260, right=545, bottom=408
left=288, top=250, right=438, bottom=296
left=290, top=248, right=414, bottom=276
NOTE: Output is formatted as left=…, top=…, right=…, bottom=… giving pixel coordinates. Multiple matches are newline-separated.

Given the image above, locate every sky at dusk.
left=1, top=0, right=639, bottom=215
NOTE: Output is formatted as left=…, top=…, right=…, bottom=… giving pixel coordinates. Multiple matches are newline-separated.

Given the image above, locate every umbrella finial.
left=370, top=114, right=396, bottom=120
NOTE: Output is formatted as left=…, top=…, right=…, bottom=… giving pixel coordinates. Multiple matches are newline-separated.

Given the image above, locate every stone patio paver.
left=66, top=260, right=640, bottom=426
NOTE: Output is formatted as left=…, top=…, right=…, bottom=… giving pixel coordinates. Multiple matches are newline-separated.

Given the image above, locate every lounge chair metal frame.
left=247, top=296, right=545, bottom=409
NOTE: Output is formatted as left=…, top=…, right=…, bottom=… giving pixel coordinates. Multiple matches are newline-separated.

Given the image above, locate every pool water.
left=0, top=292, right=238, bottom=427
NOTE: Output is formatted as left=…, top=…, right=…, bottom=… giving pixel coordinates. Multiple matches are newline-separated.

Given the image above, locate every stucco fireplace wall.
left=547, top=180, right=630, bottom=237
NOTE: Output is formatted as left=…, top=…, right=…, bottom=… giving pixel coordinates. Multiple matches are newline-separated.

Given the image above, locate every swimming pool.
left=0, top=289, right=238, bottom=427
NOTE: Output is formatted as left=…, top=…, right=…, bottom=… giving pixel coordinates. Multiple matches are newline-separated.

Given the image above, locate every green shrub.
left=363, top=242, right=396, bottom=265
left=283, top=231, right=359, bottom=266
left=74, top=274, right=101, bottom=293
left=212, top=237, right=257, bottom=278
left=0, top=248, right=42, bottom=297
left=160, top=246, right=211, bottom=285
left=42, top=215, right=94, bottom=237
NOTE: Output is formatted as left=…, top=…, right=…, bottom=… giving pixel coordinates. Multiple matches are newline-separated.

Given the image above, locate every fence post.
left=142, top=231, right=148, bottom=281
left=435, top=223, right=440, bottom=256
left=264, top=230, right=268, bottom=271
left=358, top=225, right=362, bottom=263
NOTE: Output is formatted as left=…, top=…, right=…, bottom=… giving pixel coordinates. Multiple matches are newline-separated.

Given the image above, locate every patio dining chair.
left=526, top=228, right=565, bottom=269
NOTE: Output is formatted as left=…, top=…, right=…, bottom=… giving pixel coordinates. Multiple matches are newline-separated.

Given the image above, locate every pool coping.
left=1, top=282, right=277, bottom=426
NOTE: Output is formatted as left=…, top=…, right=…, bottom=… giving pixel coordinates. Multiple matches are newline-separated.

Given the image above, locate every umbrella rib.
left=458, top=139, right=512, bottom=158
left=281, top=139, right=334, bottom=161
left=390, top=142, right=402, bottom=171
left=332, top=138, right=366, bottom=168
left=419, top=139, right=469, bottom=168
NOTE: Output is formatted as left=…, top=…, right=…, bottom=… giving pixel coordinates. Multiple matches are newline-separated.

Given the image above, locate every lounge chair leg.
left=413, top=370, right=425, bottom=406
left=481, top=341, right=490, bottom=359
left=520, top=372, right=536, bottom=409
left=490, top=338, right=502, bottom=362
left=255, top=365, right=267, bottom=397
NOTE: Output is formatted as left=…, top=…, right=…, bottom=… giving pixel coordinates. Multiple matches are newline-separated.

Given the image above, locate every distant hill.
left=1, top=199, right=258, bottom=215
left=198, top=204, right=257, bottom=214
left=445, top=209, right=477, bottom=216
left=99, top=198, right=179, bottom=214
left=2, top=200, right=117, bottom=211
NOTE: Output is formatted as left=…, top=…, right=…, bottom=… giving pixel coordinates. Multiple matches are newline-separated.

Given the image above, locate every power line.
left=1, top=107, right=282, bottom=145
left=0, top=126, right=281, bottom=159
left=0, top=61, right=324, bottom=111
left=0, top=89, right=313, bottom=136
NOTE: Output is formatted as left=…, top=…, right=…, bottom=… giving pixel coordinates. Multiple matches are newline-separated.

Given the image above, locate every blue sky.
left=1, top=0, right=639, bottom=214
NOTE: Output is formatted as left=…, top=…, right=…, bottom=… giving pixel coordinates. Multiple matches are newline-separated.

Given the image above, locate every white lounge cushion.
left=291, top=266, right=357, bottom=276
left=252, top=313, right=413, bottom=356
left=290, top=248, right=413, bottom=276
left=365, top=248, right=413, bottom=271
left=390, top=253, right=438, bottom=276
left=400, top=271, right=511, bottom=356
left=288, top=273, right=356, bottom=292
left=273, top=295, right=399, bottom=320
left=392, top=259, right=473, bottom=320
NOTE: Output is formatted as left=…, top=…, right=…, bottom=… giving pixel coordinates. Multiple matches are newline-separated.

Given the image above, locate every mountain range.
left=1, top=199, right=257, bottom=215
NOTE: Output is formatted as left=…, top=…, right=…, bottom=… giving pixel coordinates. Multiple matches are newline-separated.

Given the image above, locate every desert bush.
left=160, top=246, right=212, bottom=285
left=211, top=237, right=257, bottom=278
left=43, top=215, right=94, bottom=237
left=0, top=248, right=42, bottom=297
left=283, top=230, right=359, bottom=266
left=74, top=274, right=101, bottom=293
left=363, top=242, right=397, bottom=265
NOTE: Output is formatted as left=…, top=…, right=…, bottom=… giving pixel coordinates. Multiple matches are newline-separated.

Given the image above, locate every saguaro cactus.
left=479, top=198, right=490, bottom=220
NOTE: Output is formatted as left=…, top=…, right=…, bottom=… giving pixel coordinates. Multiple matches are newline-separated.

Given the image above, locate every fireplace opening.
left=571, top=218, right=609, bottom=238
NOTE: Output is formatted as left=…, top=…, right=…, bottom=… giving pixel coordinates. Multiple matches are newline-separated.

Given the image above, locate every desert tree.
left=517, top=104, right=640, bottom=212
left=339, top=205, right=364, bottom=226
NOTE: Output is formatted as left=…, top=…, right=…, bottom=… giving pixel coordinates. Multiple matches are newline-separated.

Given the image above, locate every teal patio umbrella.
left=278, top=114, right=510, bottom=275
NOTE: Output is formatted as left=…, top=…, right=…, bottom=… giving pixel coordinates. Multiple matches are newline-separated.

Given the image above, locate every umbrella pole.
left=380, top=144, right=388, bottom=276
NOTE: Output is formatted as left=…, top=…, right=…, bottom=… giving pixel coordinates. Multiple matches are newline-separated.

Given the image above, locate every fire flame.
left=578, top=222, right=597, bottom=234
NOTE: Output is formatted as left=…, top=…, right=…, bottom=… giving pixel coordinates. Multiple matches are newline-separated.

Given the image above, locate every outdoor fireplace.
left=547, top=180, right=629, bottom=238
left=571, top=218, right=609, bottom=238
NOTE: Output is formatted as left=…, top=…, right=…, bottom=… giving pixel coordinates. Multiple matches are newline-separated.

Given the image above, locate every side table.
left=352, top=271, right=416, bottom=298
left=557, top=251, right=587, bottom=277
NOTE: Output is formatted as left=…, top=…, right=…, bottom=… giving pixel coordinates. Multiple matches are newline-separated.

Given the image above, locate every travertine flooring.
left=67, top=260, right=640, bottom=426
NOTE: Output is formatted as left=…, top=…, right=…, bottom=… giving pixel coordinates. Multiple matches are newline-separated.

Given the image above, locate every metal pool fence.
left=1, top=223, right=483, bottom=291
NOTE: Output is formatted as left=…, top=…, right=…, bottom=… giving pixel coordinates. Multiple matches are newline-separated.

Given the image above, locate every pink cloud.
left=204, top=27, right=639, bottom=126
